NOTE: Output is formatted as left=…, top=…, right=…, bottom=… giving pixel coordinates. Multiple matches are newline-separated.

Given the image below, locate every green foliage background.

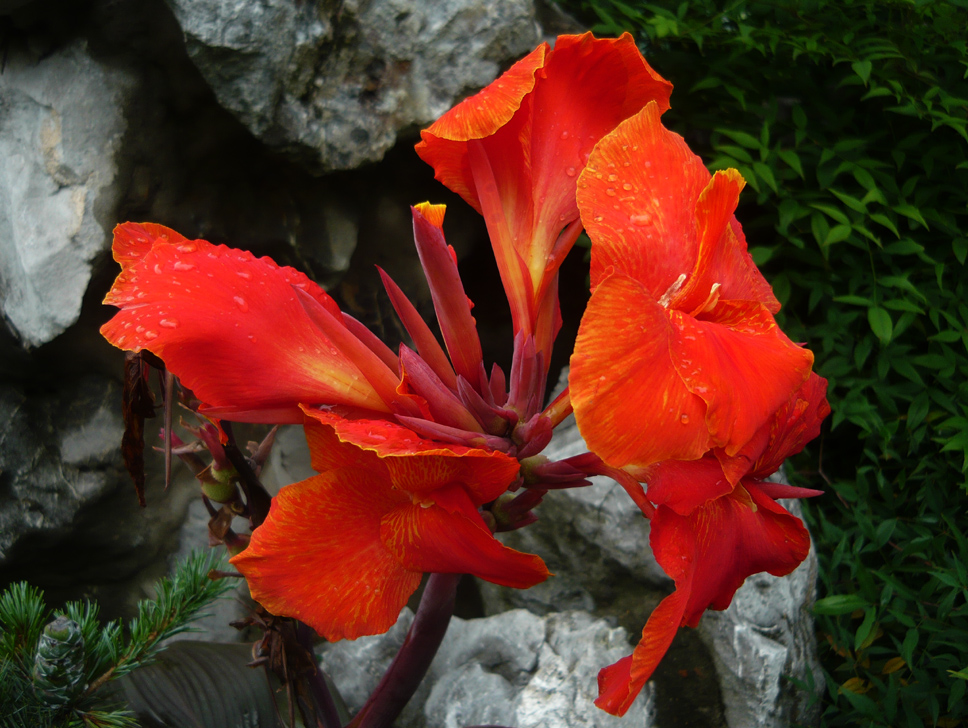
left=557, top=0, right=968, bottom=725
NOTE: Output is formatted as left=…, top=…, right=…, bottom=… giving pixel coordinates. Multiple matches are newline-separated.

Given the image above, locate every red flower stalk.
left=570, top=102, right=815, bottom=474
left=416, top=33, right=672, bottom=394
left=595, top=375, right=830, bottom=715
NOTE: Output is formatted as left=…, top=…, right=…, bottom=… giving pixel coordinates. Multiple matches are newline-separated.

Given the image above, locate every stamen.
left=689, top=282, right=722, bottom=317
left=658, top=273, right=687, bottom=308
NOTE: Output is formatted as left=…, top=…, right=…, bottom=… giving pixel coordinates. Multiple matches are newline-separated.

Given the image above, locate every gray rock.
left=320, top=608, right=657, bottom=728
left=166, top=0, right=541, bottom=171
left=0, top=40, right=133, bottom=347
left=0, top=375, right=199, bottom=621
left=0, top=377, right=126, bottom=561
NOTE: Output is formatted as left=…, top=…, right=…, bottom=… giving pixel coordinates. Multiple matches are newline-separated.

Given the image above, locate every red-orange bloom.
left=230, top=410, right=549, bottom=640
left=570, top=102, right=814, bottom=473
left=416, top=33, right=672, bottom=376
left=594, top=374, right=829, bottom=715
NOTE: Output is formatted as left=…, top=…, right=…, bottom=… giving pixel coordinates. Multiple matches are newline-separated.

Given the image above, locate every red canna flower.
left=416, top=33, right=672, bottom=386
left=100, top=209, right=553, bottom=642
left=570, top=101, right=815, bottom=474
left=595, top=374, right=830, bottom=716
left=230, top=411, right=549, bottom=641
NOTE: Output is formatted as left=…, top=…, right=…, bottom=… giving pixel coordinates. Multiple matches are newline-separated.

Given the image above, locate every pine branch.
left=83, top=549, right=232, bottom=695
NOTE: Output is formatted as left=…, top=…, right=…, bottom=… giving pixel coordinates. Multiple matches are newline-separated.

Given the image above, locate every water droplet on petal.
left=144, top=330, right=159, bottom=340
left=608, top=174, right=618, bottom=182
left=247, top=334, right=256, bottom=342
left=159, top=318, right=178, bottom=328
left=236, top=270, right=252, bottom=280
left=680, top=414, right=690, bottom=424
left=630, top=213, right=652, bottom=226
left=560, top=130, right=570, bottom=139
left=623, top=183, right=633, bottom=191
left=173, top=261, right=195, bottom=272
left=606, top=188, right=616, bottom=196
left=233, top=295, right=249, bottom=312
left=153, top=264, right=163, bottom=275
left=645, top=160, right=652, bottom=168
left=177, top=243, right=197, bottom=253
left=565, top=166, right=577, bottom=177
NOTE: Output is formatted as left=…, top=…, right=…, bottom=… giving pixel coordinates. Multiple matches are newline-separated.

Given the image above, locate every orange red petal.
left=230, top=467, right=420, bottom=641
left=381, top=500, right=549, bottom=589
left=596, top=485, right=810, bottom=715
left=101, top=226, right=389, bottom=421
left=570, top=274, right=710, bottom=470
left=302, top=407, right=520, bottom=504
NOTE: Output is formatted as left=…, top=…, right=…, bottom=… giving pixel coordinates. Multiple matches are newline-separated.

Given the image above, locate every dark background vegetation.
left=556, top=0, right=968, bottom=725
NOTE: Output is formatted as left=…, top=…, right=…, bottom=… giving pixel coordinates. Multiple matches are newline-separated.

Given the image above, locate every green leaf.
left=752, top=161, right=779, bottom=192
left=814, top=594, right=870, bottom=615
left=954, top=238, right=968, bottom=265
left=868, top=307, right=894, bottom=343
left=749, top=246, right=774, bottom=265
left=834, top=295, right=873, bottom=306
left=715, top=128, right=762, bottom=149
left=852, top=59, right=873, bottom=85
left=777, top=149, right=804, bottom=177
left=792, top=104, right=807, bottom=130
left=869, top=214, right=899, bottom=237
left=810, top=203, right=852, bottom=225
left=893, top=203, right=929, bottom=229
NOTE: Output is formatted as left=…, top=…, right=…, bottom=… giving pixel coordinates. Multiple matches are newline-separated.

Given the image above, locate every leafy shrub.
left=556, top=1, right=968, bottom=725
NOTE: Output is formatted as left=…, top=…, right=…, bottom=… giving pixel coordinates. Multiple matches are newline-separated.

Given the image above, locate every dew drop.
left=565, top=166, right=577, bottom=177
left=680, top=414, right=690, bottom=424
left=173, top=261, right=195, bottom=272
left=247, top=334, right=256, bottom=342
left=596, top=173, right=603, bottom=179
left=623, top=183, right=633, bottom=191
left=136, top=291, right=146, bottom=299
left=236, top=270, right=252, bottom=280
left=153, top=264, right=163, bottom=275
left=560, top=130, right=570, bottom=139
left=608, top=174, right=618, bottom=182
left=630, top=213, right=652, bottom=226
left=159, top=318, right=179, bottom=328
left=233, top=295, right=249, bottom=312
left=144, top=330, right=159, bottom=340
left=644, top=160, right=652, bottom=169
left=606, top=188, right=616, bottom=196
left=176, top=243, right=197, bottom=253
left=594, top=215, right=603, bottom=222
left=135, top=325, right=145, bottom=333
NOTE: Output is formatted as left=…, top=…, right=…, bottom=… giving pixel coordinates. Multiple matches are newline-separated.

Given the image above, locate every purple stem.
left=347, top=573, right=461, bottom=728
left=297, top=621, right=344, bottom=728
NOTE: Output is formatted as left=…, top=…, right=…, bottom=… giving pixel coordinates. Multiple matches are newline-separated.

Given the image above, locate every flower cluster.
left=101, top=33, right=829, bottom=717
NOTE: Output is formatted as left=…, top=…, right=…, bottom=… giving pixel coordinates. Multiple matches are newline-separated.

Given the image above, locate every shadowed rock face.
left=166, top=0, right=541, bottom=172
